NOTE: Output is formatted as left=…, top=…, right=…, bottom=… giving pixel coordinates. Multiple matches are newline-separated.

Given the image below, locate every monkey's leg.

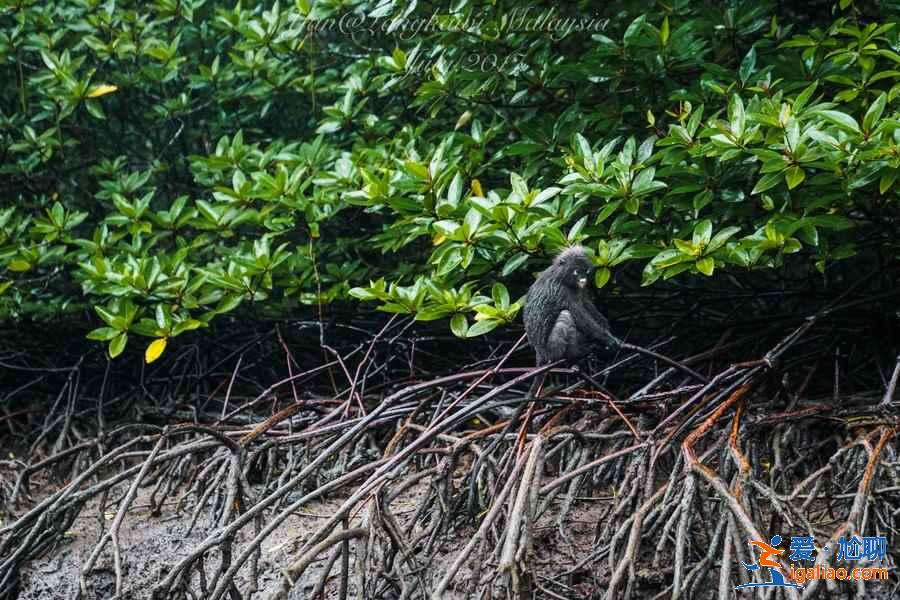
left=491, top=369, right=547, bottom=454
left=526, top=368, right=546, bottom=398
left=466, top=368, right=549, bottom=516
left=575, top=369, right=640, bottom=439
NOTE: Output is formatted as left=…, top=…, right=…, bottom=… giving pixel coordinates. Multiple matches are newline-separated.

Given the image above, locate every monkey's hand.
left=590, top=339, right=619, bottom=357
left=604, top=333, right=624, bottom=351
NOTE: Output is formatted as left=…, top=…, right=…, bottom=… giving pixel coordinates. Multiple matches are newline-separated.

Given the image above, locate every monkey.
left=523, top=245, right=620, bottom=368
left=469, top=246, right=619, bottom=482
left=521, top=245, right=707, bottom=394
left=468, top=245, right=706, bottom=491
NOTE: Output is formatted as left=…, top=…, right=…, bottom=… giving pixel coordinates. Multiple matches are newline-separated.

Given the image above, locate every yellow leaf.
left=145, top=338, right=167, bottom=364
left=432, top=233, right=445, bottom=246
left=7, top=260, right=31, bottom=272
left=471, top=179, right=484, bottom=197
left=454, top=110, right=472, bottom=130
left=86, top=84, right=118, bottom=98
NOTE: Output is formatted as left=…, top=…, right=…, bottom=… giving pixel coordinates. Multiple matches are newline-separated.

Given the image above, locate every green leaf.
left=40, top=50, right=58, bottom=71
left=785, top=166, right=805, bottom=189
left=392, top=46, right=406, bottom=70
left=491, top=283, right=509, bottom=308
left=814, top=110, right=860, bottom=134
left=624, top=197, right=639, bottom=214
left=574, top=133, right=592, bottom=158
left=94, top=305, right=118, bottom=327
left=651, top=249, right=690, bottom=268
left=641, top=262, right=662, bottom=287
left=85, top=100, right=106, bottom=120
left=450, top=313, right=468, bottom=338
left=783, top=238, right=802, bottom=253
left=510, top=172, right=528, bottom=197
left=415, top=307, right=452, bottom=321
left=696, top=257, right=714, bottom=276
left=446, top=173, right=463, bottom=207
left=707, top=226, right=741, bottom=252
left=806, top=215, right=854, bottom=230
left=349, top=287, right=376, bottom=301
left=596, top=201, right=621, bottom=223
left=502, top=253, right=529, bottom=276
left=172, top=319, right=204, bottom=336
left=471, top=119, right=483, bottom=143
left=532, top=187, right=562, bottom=205
left=215, top=294, right=244, bottom=314
left=793, top=82, right=817, bottom=112
left=752, top=172, right=782, bottom=195
left=663, top=262, right=694, bottom=280
left=692, top=220, right=712, bottom=246
left=155, top=304, right=170, bottom=330
left=623, top=15, right=647, bottom=46
left=863, top=93, right=887, bottom=132
left=832, top=244, right=857, bottom=260
left=739, top=46, right=756, bottom=83
left=729, top=94, right=746, bottom=137
left=595, top=267, right=611, bottom=288
left=404, top=160, right=429, bottom=180
left=504, top=141, right=544, bottom=156
left=466, top=319, right=500, bottom=337
left=674, top=239, right=699, bottom=256
left=433, top=220, right=460, bottom=237
left=796, top=225, right=818, bottom=246
left=880, top=170, right=897, bottom=194
left=87, top=327, right=120, bottom=341
left=109, top=333, right=127, bottom=358
left=693, top=190, right=713, bottom=212
left=131, top=319, right=163, bottom=337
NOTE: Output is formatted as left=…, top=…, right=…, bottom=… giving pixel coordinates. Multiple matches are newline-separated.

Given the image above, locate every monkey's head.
left=553, top=246, right=595, bottom=290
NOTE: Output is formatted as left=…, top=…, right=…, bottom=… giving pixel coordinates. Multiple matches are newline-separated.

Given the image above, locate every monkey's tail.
left=618, top=341, right=708, bottom=383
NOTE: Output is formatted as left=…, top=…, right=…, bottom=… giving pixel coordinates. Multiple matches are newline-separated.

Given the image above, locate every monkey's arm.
left=571, top=301, right=621, bottom=349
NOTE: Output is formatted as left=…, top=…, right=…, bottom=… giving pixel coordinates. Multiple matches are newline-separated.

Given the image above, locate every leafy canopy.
left=1, top=0, right=898, bottom=357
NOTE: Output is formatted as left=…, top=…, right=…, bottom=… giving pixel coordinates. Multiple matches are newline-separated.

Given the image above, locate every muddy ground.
left=11, top=472, right=605, bottom=599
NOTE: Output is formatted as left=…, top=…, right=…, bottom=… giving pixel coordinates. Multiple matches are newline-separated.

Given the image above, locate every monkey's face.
left=562, top=257, right=594, bottom=289
left=574, top=268, right=588, bottom=288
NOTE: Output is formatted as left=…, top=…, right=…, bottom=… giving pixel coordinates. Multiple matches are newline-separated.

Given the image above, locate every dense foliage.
left=1, top=0, right=898, bottom=358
